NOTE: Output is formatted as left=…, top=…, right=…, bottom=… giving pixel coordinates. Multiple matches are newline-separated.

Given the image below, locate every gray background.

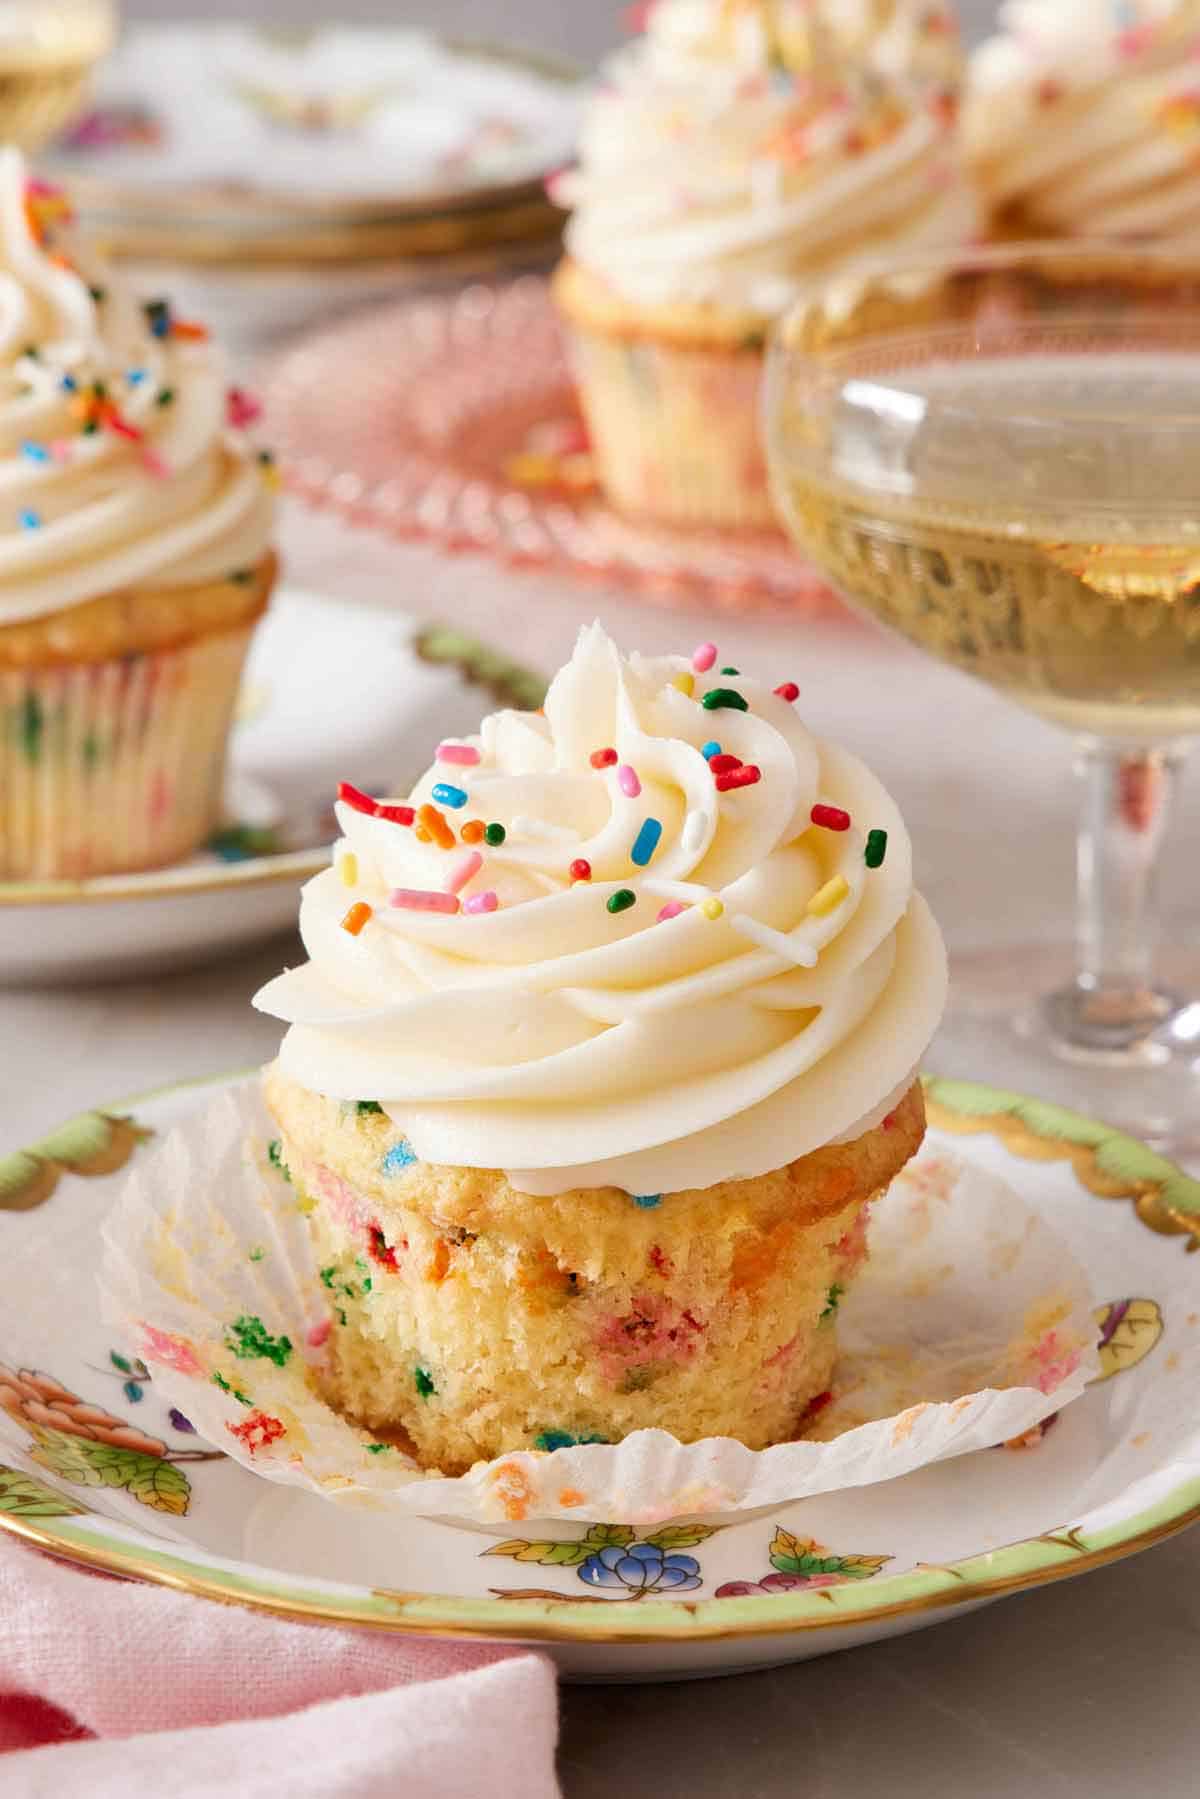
left=123, top=0, right=1001, bottom=64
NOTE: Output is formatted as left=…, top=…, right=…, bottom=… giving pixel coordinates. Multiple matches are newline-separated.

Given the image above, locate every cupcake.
left=0, top=150, right=276, bottom=880
left=550, top=0, right=976, bottom=531
left=966, top=1, right=1200, bottom=239
left=254, top=625, right=947, bottom=1474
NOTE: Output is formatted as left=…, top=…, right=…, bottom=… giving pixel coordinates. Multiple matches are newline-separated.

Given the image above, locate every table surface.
left=5, top=500, right=1199, bottom=1797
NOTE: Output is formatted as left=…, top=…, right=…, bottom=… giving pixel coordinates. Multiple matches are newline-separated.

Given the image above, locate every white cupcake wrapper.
left=99, top=1082, right=1098, bottom=1527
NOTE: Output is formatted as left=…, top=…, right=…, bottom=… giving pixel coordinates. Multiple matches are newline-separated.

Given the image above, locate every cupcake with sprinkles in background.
left=550, top=0, right=975, bottom=532
left=254, top=624, right=946, bottom=1475
left=0, top=149, right=275, bottom=881
left=965, top=0, right=1200, bottom=240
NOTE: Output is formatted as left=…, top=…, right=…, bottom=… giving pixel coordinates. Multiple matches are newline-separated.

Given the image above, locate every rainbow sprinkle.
left=617, top=764, right=641, bottom=798
left=484, top=822, right=506, bottom=846
left=807, top=875, right=850, bottom=917
left=632, top=1194, right=662, bottom=1209
left=811, top=804, right=851, bottom=832
left=607, top=889, right=637, bottom=915
left=390, top=888, right=460, bottom=914
left=461, top=820, right=485, bottom=844
left=20, top=441, right=48, bottom=463
left=341, top=901, right=373, bottom=936
left=631, top=818, right=663, bottom=867
left=431, top=782, right=468, bottom=810
left=701, top=897, right=725, bottom=920
left=671, top=672, right=695, bottom=696
left=570, top=858, right=592, bottom=882
left=692, top=642, right=717, bottom=672
left=382, top=1140, right=417, bottom=1175
left=657, top=901, right=686, bottom=922
left=701, top=741, right=722, bottom=760
left=463, top=890, right=499, bottom=914
left=18, top=508, right=40, bottom=530
left=339, top=852, right=358, bottom=887
left=715, top=765, right=761, bottom=793
left=445, top=850, right=482, bottom=894
left=774, top=681, right=800, bottom=702
left=437, top=742, right=480, bottom=766
left=865, top=829, right=888, bottom=868
left=590, top=747, right=618, bottom=769
left=418, top=804, right=456, bottom=850
left=702, top=688, right=748, bottom=713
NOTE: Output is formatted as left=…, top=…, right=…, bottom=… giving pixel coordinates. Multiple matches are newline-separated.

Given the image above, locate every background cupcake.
left=966, top=1, right=1200, bottom=239
left=0, top=150, right=276, bottom=881
left=551, top=0, right=976, bottom=532
left=255, top=624, right=947, bottom=1472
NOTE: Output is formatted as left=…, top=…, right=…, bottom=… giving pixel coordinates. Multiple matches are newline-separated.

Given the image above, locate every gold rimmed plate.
left=0, top=1071, right=1197, bottom=1680
left=0, top=589, right=546, bottom=984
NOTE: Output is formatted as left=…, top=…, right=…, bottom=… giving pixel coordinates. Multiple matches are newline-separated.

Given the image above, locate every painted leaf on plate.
left=483, top=1539, right=594, bottom=1567
left=641, top=1523, right=721, bottom=1552
left=0, top=1111, right=152, bottom=1211
left=27, top=1427, right=191, bottom=1514
left=0, top=1464, right=87, bottom=1517
left=1094, top=1299, right=1164, bottom=1383
left=0, top=1152, right=57, bottom=1211
left=769, top=1527, right=890, bottom=1581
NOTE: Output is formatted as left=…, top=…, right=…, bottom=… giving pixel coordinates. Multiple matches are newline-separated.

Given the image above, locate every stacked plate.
left=42, top=23, right=580, bottom=349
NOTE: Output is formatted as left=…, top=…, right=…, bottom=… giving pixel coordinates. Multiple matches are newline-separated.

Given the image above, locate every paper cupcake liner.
left=0, top=623, right=256, bottom=880
left=564, top=325, right=776, bottom=532
left=99, top=1083, right=1098, bottom=1527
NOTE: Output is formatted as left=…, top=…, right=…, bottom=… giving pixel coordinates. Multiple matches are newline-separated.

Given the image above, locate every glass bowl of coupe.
left=765, top=240, right=1200, bottom=1152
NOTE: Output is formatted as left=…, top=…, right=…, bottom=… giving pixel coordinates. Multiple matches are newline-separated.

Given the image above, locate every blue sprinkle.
left=59, top=373, right=77, bottom=392
left=630, top=817, right=663, bottom=868
left=701, top=741, right=722, bottom=761
left=126, top=366, right=147, bottom=385
left=632, top=1193, right=662, bottom=1209
left=431, top=782, right=467, bottom=809
left=20, top=440, right=48, bottom=463
left=19, top=508, right=41, bottom=530
left=381, top=1139, right=417, bottom=1176
left=122, top=1380, right=144, bottom=1404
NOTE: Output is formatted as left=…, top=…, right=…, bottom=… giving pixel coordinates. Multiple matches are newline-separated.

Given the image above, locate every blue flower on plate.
left=578, top=1541, right=703, bottom=1595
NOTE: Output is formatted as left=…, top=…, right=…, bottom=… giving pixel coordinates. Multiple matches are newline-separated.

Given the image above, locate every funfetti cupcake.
left=966, top=1, right=1200, bottom=240
left=0, top=150, right=276, bottom=881
left=550, top=0, right=976, bottom=532
left=253, top=624, right=947, bottom=1475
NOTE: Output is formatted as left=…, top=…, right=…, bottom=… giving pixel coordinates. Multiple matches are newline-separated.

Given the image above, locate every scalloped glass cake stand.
left=264, top=275, right=838, bottom=615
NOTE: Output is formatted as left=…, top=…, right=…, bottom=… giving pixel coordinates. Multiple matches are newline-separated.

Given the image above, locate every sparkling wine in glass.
left=765, top=243, right=1200, bottom=1148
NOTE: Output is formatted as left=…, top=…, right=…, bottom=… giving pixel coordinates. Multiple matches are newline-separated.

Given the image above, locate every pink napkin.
left=0, top=1537, right=560, bottom=1796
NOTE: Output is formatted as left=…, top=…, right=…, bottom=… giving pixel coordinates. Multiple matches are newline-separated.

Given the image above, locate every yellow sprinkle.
left=671, top=672, right=695, bottom=696
left=701, top=897, right=724, bottom=920
left=807, top=874, right=849, bottom=917
left=339, top=852, right=358, bottom=887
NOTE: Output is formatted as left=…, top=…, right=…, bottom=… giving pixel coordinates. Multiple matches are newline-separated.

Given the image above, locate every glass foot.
left=929, top=941, right=1200, bottom=1160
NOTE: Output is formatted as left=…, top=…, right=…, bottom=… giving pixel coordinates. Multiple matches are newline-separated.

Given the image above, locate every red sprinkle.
left=368, top=1225, right=399, bottom=1271
left=811, top=804, right=851, bottom=832
left=774, top=681, right=800, bottom=702
left=338, top=781, right=378, bottom=815
left=374, top=803, right=415, bottom=826
left=569, top=858, right=592, bottom=882
left=882, top=1111, right=897, bottom=1132
left=708, top=753, right=742, bottom=775
left=106, top=411, right=143, bottom=442
left=715, top=765, right=762, bottom=792
left=590, top=747, right=618, bottom=769
left=227, top=1410, right=286, bottom=1455
left=649, top=1244, right=675, bottom=1279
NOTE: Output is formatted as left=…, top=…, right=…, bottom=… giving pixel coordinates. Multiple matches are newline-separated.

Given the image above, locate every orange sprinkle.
left=557, top=1488, right=586, bottom=1508
left=171, top=319, right=210, bottom=341
left=341, top=901, right=372, bottom=936
left=490, top=1460, right=534, bottom=1522
left=418, top=803, right=455, bottom=850
left=415, top=826, right=432, bottom=843
left=426, top=1238, right=451, bottom=1282
left=460, top=819, right=485, bottom=844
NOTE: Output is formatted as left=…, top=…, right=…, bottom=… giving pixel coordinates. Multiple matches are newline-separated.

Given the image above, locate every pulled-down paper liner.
left=99, top=1083, right=1097, bottom=1526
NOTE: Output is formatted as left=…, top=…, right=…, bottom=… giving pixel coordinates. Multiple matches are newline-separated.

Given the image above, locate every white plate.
left=0, top=1072, right=1197, bottom=1682
left=0, top=587, right=545, bottom=984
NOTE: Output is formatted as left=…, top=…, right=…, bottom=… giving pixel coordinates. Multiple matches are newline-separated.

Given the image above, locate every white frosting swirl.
left=556, top=0, right=976, bottom=315
left=966, top=1, right=1200, bottom=236
left=255, top=625, right=946, bottom=1195
left=0, top=149, right=273, bottom=628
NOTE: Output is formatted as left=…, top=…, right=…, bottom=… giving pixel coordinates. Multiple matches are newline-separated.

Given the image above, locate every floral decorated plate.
left=0, top=1071, right=1197, bottom=1682
left=0, top=589, right=544, bottom=985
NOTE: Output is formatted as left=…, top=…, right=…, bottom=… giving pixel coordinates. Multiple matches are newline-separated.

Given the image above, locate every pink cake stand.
left=265, top=275, right=840, bottom=615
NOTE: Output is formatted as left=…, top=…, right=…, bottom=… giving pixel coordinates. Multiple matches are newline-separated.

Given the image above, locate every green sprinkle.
left=356, top=1100, right=384, bottom=1116
left=366, top=1442, right=390, bottom=1454
left=224, top=1314, right=293, bottom=1366
left=362, top=1275, right=373, bottom=1293
left=248, top=1247, right=266, bottom=1263
left=820, top=1283, right=844, bottom=1324
left=110, top=1352, right=132, bottom=1374
left=267, top=1138, right=291, bottom=1181
left=701, top=688, right=748, bottom=713
left=319, top=1265, right=336, bottom=1289
left=720, top=666, right=740, bottom=675
left=156, top=387, right=175, bottom=407
left=82, top=418, right=99, bottom=434
left=337, top=1308, right=348, bottom=1327
left=865, top=829, right=889, bottom=869
left=533, top=1429, right=610, bottom=1452
left=88, top=285, right=106, bottom=304
left=212, top=1371, right=251, bottom=1405
left=20, top=693, right=42, bottom=763
left=607, top=889, right=637, bottom=915
left=484, top=822, right=506, bottom=846
left=414, top=1366, right=436, bottom=1399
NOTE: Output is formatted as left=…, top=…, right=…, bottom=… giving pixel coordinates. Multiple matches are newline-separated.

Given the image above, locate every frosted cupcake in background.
left=551, top=0, right=976, bottom=532
left=254, top=624, right=946, bottom=1474
left=966, top=1, right=1200, bottom=239
left=0, top=149, right=275, bottom=880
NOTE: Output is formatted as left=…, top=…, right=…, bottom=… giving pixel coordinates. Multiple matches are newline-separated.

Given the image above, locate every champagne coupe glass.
left=765, top=241, right=1200, bottom=1150
left=0, top=0, right=115, bottom=150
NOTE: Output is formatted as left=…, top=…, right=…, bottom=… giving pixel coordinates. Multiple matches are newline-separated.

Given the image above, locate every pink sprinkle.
left=692, top=641, right=717, bottom=672
left=657, top=901, right=685, bottom=922
left=445, top=850, right=482, bottom=894
left=389, top=887, right=461, bottom=914
left=49, top=438, right=71, bottom=462
left=306, top=1318, right=332, bottom=1349
left=463, top=890, right=499, bottom=914
left=142, top=449, right=169, bottom=478
left=226, top=386, right=263, bottom=429
left=617, top=764, right=641, bottom=798
left=437, top=742, right=481, bottom=765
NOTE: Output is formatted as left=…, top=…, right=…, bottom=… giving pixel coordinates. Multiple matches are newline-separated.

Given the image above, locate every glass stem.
left=1047, top=741, right=1184, bottom=1055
